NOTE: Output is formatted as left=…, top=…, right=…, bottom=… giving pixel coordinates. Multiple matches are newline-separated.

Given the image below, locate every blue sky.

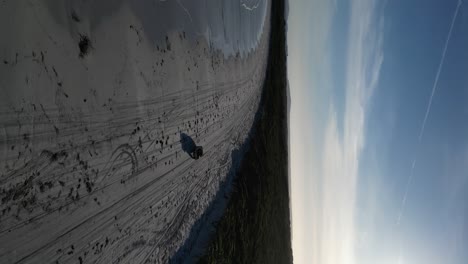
left=288, top=0, right=468, bottom=263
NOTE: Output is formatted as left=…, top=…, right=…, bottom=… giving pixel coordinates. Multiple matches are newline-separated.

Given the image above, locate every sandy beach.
left=0, top=0, right=270, bottom=262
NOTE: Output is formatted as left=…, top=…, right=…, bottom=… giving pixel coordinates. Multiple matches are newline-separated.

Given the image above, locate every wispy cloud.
left=314, top=0, right=384, bottom=263
left=397, top=0, right=462, bottom=226
left=288, top=0, right=384, bottom=262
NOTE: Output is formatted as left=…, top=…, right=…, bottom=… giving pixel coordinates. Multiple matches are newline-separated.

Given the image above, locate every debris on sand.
left=78, top=35, right=91, bottom=58
left=71, top=10, right=81, bottom=23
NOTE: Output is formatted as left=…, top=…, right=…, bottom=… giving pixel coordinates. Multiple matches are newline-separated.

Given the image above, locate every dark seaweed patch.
left=78, top=35, right=91, bottom=58
left=71, top=10, right=81, bottom=22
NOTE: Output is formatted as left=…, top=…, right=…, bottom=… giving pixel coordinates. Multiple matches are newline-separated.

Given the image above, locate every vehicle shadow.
left=180, top=133, right=196, bottom=158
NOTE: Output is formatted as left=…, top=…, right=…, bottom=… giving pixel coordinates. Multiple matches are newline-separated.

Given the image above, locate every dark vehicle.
left=192, top=146, right=203, bottom=159
left=180, top=133, right=204, bottom=160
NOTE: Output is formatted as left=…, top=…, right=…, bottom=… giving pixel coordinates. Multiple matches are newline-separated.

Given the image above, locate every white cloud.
left=318, top=1, right=384, bottom=263
left=289, top=0, right=384, bottom=263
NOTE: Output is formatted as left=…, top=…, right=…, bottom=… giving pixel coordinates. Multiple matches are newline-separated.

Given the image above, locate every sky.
left=288, top=0, right=468, bottom=263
